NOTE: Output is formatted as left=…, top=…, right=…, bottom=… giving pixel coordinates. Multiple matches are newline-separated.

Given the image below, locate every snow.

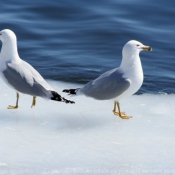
left=0, top=79, right=175, bottom=175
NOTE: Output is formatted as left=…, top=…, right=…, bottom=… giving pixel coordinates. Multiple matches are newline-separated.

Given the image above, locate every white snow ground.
left=0, top=79, right=175, bottom=175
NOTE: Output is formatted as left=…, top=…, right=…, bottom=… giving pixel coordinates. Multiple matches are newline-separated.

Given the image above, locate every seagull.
left=0, top=29, right=74, bottom=109
left=63, top=40, right=152, bottom=119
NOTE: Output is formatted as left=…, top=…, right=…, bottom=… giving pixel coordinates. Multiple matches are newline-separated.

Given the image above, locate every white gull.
left=0, top=29, right=74, bottom=109
left=63, top=40, right=152, bottom=119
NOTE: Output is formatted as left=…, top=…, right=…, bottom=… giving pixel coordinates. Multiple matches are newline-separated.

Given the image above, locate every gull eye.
left=136, top=44, right=140, bottom=46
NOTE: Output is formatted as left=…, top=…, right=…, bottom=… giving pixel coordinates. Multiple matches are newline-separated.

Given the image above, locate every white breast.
left=114, top=56, right=144, bottom=101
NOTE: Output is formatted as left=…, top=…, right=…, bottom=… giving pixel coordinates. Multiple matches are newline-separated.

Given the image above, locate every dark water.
left=0, top=0, right=175, bottom=94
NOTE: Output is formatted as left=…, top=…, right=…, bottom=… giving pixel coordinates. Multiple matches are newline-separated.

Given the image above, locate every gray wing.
left=80, top=68, right=130, bottom=100
left=2, top=61, right=53, bottom=98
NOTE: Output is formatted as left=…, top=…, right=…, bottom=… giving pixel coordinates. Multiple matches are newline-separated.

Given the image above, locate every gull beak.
left=141, top=46, right=152, bottom=51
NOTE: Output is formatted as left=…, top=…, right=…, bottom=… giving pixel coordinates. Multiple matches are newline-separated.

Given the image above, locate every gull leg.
left=116, top=101, right=131, bottom=119
left=113, top=101, right=125, bottom=116
left=31, top=96, right=36, bottom=108
left=8, top=93, right=19, bottom=109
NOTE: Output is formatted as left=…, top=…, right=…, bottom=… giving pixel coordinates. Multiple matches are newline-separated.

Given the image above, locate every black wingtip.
left=62, top=89, right=69, bottom=93
left=51, top=91, right=75, bottom=104
left=62, top=88, right=79, bottom=95
left=62, top=97, right=75, bottom=104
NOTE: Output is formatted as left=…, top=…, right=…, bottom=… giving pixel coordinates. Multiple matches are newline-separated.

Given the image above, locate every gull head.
left=0, top=29, right=19, bottom=59
left=0, top=29, right=17, bottom=44
left=122, top=40, right=152, bottom=58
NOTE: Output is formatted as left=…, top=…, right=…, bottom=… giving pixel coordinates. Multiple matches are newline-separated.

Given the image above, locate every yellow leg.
left=113, top=101, right=125, bottom=116
left=31, top=96, right=36, bottom=108
left=8, top=93, right=19, bottom=109
left=113, top=101, right=131, bottom=119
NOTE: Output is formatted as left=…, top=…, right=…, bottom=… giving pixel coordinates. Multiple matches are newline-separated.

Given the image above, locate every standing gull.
left=0, top=29, right=74, bottom=109
left=63, top=40, right=152, bottom=119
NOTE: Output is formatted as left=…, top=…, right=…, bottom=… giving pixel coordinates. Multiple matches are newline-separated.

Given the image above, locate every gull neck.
left=0, top=39, right=20, bottom=62
left=120, top=51, right=142, bottom=71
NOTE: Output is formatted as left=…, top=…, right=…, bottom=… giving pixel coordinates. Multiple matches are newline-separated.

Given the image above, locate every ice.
left=0, top=79, right=175, bottom=175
